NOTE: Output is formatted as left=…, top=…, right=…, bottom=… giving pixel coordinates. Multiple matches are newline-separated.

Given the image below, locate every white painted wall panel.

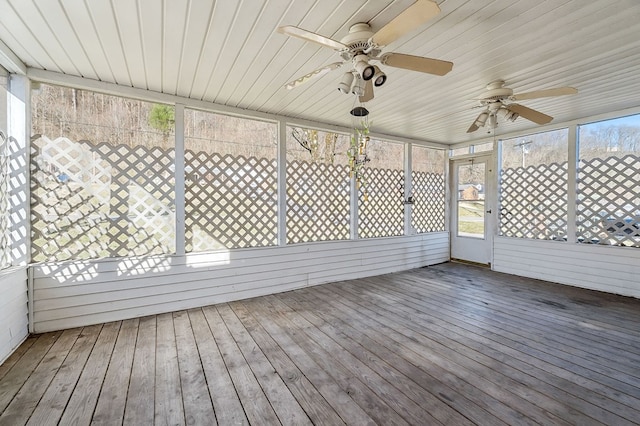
left=32, top=233, right=449, bottom=332
left=0, top=267, right=28, bottom=364
left=493, top=236, right=640, bottom=299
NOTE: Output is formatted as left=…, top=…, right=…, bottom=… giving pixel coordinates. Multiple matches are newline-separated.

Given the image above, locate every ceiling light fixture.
left=337, top=72, right=354, bottom=94
left=497, top=106, right=519, bottom=122
left=475, top=111, right=489, bottom=127
left=487, top=113, right=497, bottom=131
left=353, top=54, right=375, bottom=80
left=350, top=76, right=366, bottom=96
left=372, top=66, right=386, bottom=87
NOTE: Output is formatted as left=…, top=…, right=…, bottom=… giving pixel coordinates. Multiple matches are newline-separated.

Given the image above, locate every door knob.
left=486, top=209, right=492, bottom=214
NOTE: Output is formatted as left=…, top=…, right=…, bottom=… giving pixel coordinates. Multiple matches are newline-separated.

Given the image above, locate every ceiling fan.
left=467, top=80, right=578, bottom=133
left=276, top=0, right=453, bottom=103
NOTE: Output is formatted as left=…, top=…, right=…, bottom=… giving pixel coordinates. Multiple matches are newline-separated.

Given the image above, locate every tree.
left=149, top=104, right=175, bottom=142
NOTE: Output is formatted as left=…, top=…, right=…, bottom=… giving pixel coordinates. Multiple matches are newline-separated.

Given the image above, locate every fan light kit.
left=277, top=0, right=453, bottom=103
left=468, top=79, right=578, bottom=133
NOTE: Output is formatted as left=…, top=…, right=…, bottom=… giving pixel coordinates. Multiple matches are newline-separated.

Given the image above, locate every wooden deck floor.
left=1, top=262, right=640, bottom=425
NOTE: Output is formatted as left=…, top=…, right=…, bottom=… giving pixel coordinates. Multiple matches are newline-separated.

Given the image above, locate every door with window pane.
left=450, top=155, right=494, bottom=264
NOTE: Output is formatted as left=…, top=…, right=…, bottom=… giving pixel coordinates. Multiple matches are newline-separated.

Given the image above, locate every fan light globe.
left=372, top=66, right=386, bottom=87
left=337, top=72, right=354, bottom=94
left=497, top=107, right=519, bottom=122
left=350, top=77, right=366, bottom=96
left=476, top=112, right=489, bottom=127
left=353, top=55, right=375, bottom=81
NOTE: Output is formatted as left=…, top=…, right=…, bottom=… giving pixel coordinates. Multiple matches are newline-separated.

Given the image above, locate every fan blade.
left=370, top=0, right=440, bottom=47
left=512, top=87, right=577, bottom=101
left=508, top=103, right=553, bottom=125
left=466, top=111, right=484, bottom=133
left=359, top=80, right=374, bottom=103
left=277, top=26, right=347, bottom=51
left=381, top=53, right=452, bottom=76
left=284, top=62, right=343, bottom=90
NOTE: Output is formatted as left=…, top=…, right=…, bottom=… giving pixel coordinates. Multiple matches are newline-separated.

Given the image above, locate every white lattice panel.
left=577, top=155, right=640, bottom=247
left=500, top=162, right=567, bottom=240
left=0, top=131, right=9, bottom=269
left=286, top=160, right=350, bottom=244
left=31, top=136, right=175, bottom=261
left=358, top=167, right=404, bottom=238
left=185, top=151, right=277, bottom=251
left=411, top=171, right=445, bottom=233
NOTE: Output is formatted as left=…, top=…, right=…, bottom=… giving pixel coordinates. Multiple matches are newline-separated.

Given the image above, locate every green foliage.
left=149, top=104, right=175, bottom=134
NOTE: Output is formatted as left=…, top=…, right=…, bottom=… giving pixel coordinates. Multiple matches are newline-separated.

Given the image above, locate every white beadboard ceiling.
left=1, top=0, right=640, bottom=145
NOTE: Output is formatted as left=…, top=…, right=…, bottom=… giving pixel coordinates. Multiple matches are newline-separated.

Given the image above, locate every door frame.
left=449, top=153, right=497, bottom=266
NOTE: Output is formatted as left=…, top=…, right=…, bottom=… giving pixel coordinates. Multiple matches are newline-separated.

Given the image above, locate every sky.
left=581, top=113, right=640, bottom=129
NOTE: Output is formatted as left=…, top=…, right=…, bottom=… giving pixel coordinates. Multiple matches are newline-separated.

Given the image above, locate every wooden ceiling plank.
left=83, top=0, right=132, bottom=86
left=30, top=0, right=98, bottom=79
left=174, top=0, right=216, bottom=98
left=0, top=1, right=58, bottom=71
left=0, top=23, right=34, bottom=73
left=187, top=0, right=240, bottom=100
left=58, top=0, right=116, bottom=84
left=111, top=0, right=148, bottom=90
left=214, top=0, right=295, bottom=104
left=136, top=0, right=163, bottom=93
left=162, top=0, right=190, bottom=95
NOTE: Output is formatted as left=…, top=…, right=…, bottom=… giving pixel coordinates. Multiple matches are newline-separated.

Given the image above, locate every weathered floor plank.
left=187, top=308, right=248, bottom=426
left=0, top=329, right=79, bottom=425
left=202, top=305, right=282, bottom=425
left=26, top=324, right=102, bottom=426
left=173, top=310, right=216, bottom=426
left=1, top=262, right=639, bottom=425
left=123, top=315, right=156, bottom=425
left=154, top=312, right=184, bottom=426
left=91, top=318, right=139, bottom=426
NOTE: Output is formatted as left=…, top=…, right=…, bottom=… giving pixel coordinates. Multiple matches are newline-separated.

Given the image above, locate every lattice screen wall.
left=499, top=162, right=568, bottom=240
left=30, top=136, right=175, bottom=262
left=184, top=151, right=277, bottom=251
left=358, top=167, right=404, bottom=238
left=576, top=154, right=640, bottom=247
left=411, top=170, right=446, bottom=233
left=286, top=161, right=350, bottom=244
left=0, top=132, right=9, bottom=269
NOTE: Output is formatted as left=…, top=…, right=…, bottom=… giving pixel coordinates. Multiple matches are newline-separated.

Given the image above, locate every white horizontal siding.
left=32, top=233, right=449, bottom=332
left=0, top=267, right=29, bottom=364
left=493, top=236, right=640, bottom=298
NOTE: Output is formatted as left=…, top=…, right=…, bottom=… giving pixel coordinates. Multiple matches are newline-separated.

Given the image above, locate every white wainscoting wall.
left=0, top=267, right=28, bottom=364
left=32, top=232, right=449, bottom=333
left=493, top=236, right=640, bottom=299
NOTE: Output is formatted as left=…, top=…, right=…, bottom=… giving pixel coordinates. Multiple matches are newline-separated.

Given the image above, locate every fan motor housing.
left=340, top=23, right=379, bottom=59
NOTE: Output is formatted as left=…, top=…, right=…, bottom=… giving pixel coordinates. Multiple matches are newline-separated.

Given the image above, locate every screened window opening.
left=577, top=115, right=640, bottom=248
left=30, top=84, right=176, bottom=262
left=286, top=126, right=351, bottom=244
left=499, top=129, right=568, bottom=241
left=184, top=109, right=278, bottom=252
left=411, top=146, right=445, bottom=233
left=358, top=138, right=404, bottom=238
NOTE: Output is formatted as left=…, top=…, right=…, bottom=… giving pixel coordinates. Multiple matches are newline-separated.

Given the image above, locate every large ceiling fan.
left=276, top=0, right=453, bottom=103
left=467, top=80, right=578, bottom=133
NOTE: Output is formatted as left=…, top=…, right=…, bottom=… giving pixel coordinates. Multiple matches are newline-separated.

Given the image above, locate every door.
left=450, top=155, right=494, bottom=265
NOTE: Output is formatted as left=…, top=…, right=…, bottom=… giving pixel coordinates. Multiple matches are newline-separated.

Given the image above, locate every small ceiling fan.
left=467, top=80, right=578, bottom=133
left=276, top=0, right=453, bottom=103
